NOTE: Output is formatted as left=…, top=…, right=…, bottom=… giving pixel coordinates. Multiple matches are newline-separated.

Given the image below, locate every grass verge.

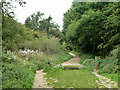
left=63, top=66, right=80, bottom=68
left=45, top=68, right=99, bottom=88
left=100, top=73, right=118, bottom=82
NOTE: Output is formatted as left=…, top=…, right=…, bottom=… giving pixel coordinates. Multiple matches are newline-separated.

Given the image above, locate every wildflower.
left=23, top=62, right=26, bottom=65
left=27, top=49, right=30, bottom=53
left=13, top=56, right=17, bottom=59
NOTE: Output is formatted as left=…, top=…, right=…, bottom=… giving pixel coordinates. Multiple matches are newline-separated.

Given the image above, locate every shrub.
left=98, top=46, right=119, bottom=74
left=2, top=52, right=47, bottom=88
left=2, top=50, right=72, bottom=88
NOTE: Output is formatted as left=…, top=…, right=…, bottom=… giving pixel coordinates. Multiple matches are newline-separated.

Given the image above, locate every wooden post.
left=95, top=56, right=98, bottom=70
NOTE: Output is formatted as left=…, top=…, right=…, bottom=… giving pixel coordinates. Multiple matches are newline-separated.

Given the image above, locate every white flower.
left=27, top=49, right=30, bottom=53
left=13, top=56, right=17, bottom=59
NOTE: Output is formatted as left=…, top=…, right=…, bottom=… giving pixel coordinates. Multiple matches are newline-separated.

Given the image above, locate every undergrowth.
left=2, top=51, right=72, bottom=88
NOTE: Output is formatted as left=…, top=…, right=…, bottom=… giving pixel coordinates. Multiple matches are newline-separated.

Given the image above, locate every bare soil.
left=62, top=53, right=82, bottom=67
left=32, top=69, right=51, bottom=88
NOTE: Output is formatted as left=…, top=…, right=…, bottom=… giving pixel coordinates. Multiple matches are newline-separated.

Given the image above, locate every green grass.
left=101, top=73, right=118, bottom=82
left=63, top=66, right=80, bottom=68
left=46, top=68, right=99, bottom=88
left=54, top=51, right=73, bottom=64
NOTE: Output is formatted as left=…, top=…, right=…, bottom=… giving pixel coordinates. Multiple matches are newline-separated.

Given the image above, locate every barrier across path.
left=79, top=59, right=95, bottom=69
left=48, top=57, right=98, bottom=70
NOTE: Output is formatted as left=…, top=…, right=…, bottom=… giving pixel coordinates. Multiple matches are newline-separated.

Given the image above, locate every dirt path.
left=92, top=70, right=118, bottom=88
left=32, top=53, right=118, bottom=88
left=32, top=53, right=81, bottom=88
left=32, top=69, right=51, bottom=88
left=61, top=53, right=82, bottom=67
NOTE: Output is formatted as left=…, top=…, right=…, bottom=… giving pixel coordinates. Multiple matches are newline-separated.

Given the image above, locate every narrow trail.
left=62, top=53, right=118, bottom=88
left=32, top=53, right=118, bottom=88
left=32, top=70, right=51, bottom=88
left=61, top=53, right=82, bottom=67
left=32, top=53, right=81, bottom=88
left=92, top=70, right=118, bottom=88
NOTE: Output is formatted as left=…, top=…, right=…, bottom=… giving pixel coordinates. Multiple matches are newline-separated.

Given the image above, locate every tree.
left=25, top=12, right=60, bottom=35
left=62, top=2, right=120, bottom=57
left=98, top=2, right=120, bottom=56
left=2, top=0, right=26, bottom=17
left=25, top=11, right=44, bottom=30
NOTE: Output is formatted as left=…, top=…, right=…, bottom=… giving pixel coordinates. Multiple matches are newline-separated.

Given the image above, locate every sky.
left=14, top=0, right=73, bottom=31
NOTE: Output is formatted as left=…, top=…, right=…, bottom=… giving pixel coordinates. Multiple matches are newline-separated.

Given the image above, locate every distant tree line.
left=25, top=11, right=61, bottom=38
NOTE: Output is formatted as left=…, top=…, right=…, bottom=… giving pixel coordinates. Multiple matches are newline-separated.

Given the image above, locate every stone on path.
left=32, top=69, right=51, bottom=88
left=92, top=70, right=118, bottom=88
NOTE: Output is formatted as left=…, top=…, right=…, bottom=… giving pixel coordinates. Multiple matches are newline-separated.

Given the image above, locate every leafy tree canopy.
left=62, top=2, right=120, bottom=57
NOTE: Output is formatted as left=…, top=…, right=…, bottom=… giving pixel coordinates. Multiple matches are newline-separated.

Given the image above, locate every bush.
left=98, top=46, right=119, bottom=74
left=2, top=52, right=46, bottom=88
left=79, top=53, right=94, bottom=64
left=2, top=16, right=63, bottom=54
left=48, top=51, right=72, bottom=64
left=2, top=15, right=71, bottom=88
left=2, top=50, right=72, bottom=88
left=43, top=51, right=72, bottom=72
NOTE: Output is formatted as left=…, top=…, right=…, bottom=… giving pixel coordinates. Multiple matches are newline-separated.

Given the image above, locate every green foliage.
left=25, top=11, right=60, bottom=35
left=23, top=32, right=63, bottom=54
left=98, top=46, right=119, bottom=74
left=70, top=51, right=81, bottom=56
left=2, top=53, right=37, bottom=88
left=2, top=16, right=63, bottom=54
left=2, top=0, right=26, bottom=17
left=79, top=53, right=94, bottom=64
left=2, top=17, right=28, bottom=51
left=62, top=2, right=120, bottom=57
left=2, top=51, right=71, bottom=88
left=43, top=51, right=72, bottom=72
left=54, top=51, right=72, bottom=62
left=101, top=73, right=118, bottom=82
left=49, top=29, right=61, bottom=38
left=25, top=11, right=44, bottom=30
left=2, top=11, right=68, bottom=88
